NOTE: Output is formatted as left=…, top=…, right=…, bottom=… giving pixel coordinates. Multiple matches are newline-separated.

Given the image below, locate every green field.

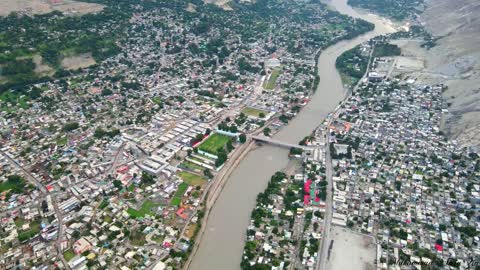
left=177, top=171, right=207, bottom=186
left=127, top=200, right=160, bottom=218
left=63, top=250, right=76, bottom=262
left=198, top=133, right=231, bottom=154
left=171, top=183, right=189, bottom=206
left=241, top=106, right=268, bottom=118
left=264, top=69, right=280, bottom=90
left=171, top=197, right=181, bottom=206
left=174, top=183, right=189, bottom=197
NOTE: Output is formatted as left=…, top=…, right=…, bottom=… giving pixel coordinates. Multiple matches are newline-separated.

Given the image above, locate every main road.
left=189, top=1, right=396, bottom=269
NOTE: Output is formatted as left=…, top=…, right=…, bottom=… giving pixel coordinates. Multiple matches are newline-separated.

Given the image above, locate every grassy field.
left=241, top=106, right=268, bottom=117
left=198, top=133, right=230, bottom=154
left=63, top=250, right=76, bottom=262
left=127, top=200, right=160, bottom=218
left=171, top=182, right=189, bottom=206
left=174, top=183, right=189, bottom=197
left=264, top=69, right=280, bottom=90
left=180, top=161, right=204, bottom=171
left=177, top=171, right=207, bottom=186
left=171, top=197, right=181, bottom=206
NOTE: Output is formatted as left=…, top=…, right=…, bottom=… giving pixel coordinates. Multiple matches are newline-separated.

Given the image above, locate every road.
left=316, top=133, right=334, bottom=270
left=0, top=149, right=70, bottom=269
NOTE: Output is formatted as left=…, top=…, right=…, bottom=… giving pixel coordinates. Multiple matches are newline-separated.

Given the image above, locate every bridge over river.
left=251, top=135, right=314, bottom=150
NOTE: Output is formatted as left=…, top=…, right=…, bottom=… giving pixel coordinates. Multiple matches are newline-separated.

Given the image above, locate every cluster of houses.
left=0, top=0, right=388, bottom=269
left=326, top=50, right=479, bottom=268
left=241, top=127, right=329, bottom=270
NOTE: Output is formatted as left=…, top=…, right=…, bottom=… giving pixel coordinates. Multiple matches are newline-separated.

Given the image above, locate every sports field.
left=198, top=133, right=230, bottom=154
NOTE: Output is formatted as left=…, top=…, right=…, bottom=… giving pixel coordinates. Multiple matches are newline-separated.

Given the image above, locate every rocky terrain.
left=421, top=0, right=480, bottom=150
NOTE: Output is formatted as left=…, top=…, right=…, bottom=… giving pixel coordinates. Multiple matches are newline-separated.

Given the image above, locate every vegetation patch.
left=241, top=106, right=267, bottom=118
left=63, top=250, right=76, bottom=262
left=18, top=219, right=41, bottom=242
left=0, top=175, right=28, bottom=196
left=170, top=183, right=189, bottom=206
left=336, top=45, right=368, bottom=85
left=264, top=69, right=280, bottom=90
left=180, top=161, right=204, bottom=171
left=177, top=171, right=207, bottom=186
left=198, top=133, right=231, bottom=155
left=127, top=200, right=160, bottom=218
left=373, top=43, right=401, bottom=58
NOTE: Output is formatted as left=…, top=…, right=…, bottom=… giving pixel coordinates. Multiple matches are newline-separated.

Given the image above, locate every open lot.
left=326, top=226, right=376, bottom=270
left=0, top=0, right=104, bottom=17
left=61, top=53, right=96, bottom=70
left=241, top=106, right=268, bottom=118
left=177, top=171, right=207, bottom=187
left=198, top=133, right=230, bottom=154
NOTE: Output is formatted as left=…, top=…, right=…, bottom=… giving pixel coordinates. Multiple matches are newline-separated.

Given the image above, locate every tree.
left=63, top=122, right=79, bottom=132
left=72, top=230, right=81, bottom=239
left=141, top=172, right=155, bottom=185
left=203, top=169, right=213, bottom=179
left=263, top=127, right=271, bottom=136
left=239, top=133, right=247, bottom=143
left=226, top=140, right=234, bottom=152
left=113, top=180, right=122, bottom=190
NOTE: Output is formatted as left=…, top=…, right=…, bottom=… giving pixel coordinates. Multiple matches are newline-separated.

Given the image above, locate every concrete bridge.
left=251, top=135, right=314, bottom=150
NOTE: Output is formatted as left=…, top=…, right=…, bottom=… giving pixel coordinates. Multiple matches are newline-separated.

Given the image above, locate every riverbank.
left=188, top=1, right=397, bottom=269
left=183, top=139, right=255, bottom=269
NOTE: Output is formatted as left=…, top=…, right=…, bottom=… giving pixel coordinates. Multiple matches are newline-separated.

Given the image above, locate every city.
left=0, top=0, right=479, bottom=270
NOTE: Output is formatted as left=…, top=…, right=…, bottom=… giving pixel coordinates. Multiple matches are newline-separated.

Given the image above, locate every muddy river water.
left=189, top=1, right=396, bottom=269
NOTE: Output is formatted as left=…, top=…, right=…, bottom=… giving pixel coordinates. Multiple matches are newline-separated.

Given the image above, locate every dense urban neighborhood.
left=0, top=0, right=379, bottom=269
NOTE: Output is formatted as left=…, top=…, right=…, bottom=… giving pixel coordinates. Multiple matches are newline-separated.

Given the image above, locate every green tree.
left=239, top=133, right=247, bottom=143
left=263, top=128, right=271, bottom=136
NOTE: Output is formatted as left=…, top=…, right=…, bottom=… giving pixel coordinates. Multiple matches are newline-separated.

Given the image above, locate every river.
left=189, top=1, right=396, bottom=269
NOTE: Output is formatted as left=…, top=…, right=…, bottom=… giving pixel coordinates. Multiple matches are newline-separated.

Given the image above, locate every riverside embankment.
left=189, top=1, right=396, bottom=269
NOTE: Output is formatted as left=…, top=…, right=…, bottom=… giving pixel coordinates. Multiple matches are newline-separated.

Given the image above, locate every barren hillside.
left=421, top=0, right=480, bottom=150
